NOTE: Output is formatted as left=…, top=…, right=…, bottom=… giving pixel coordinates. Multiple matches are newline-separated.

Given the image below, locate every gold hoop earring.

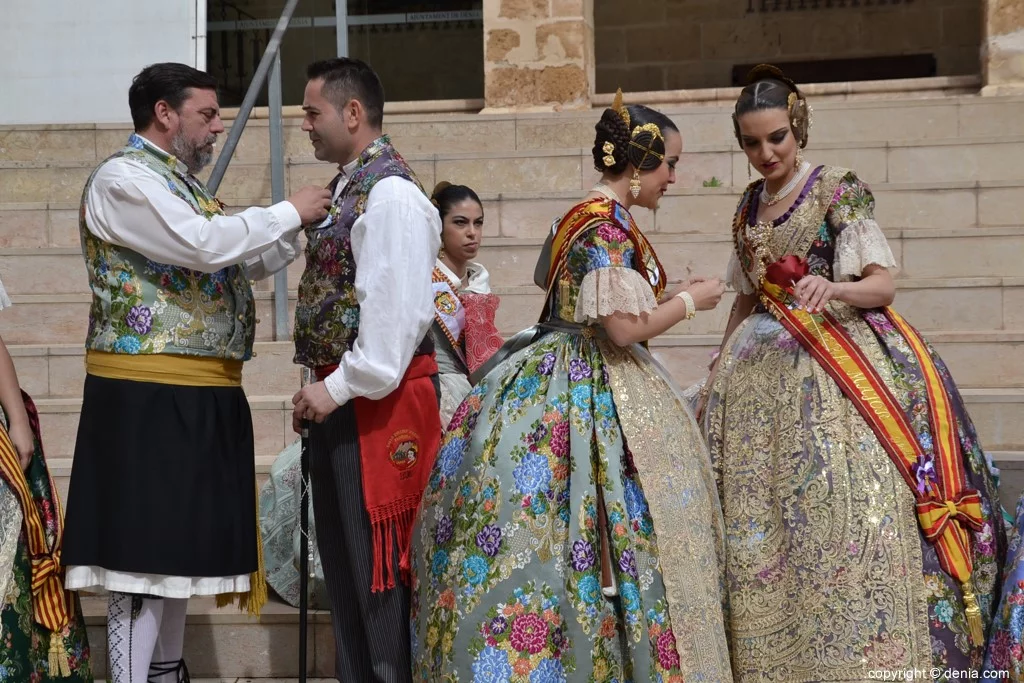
left=629, top=170, right=641, bottom=199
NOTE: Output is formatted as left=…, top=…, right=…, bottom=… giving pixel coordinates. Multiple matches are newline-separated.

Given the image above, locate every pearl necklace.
left=591, top=183, right=625, bottom=205
left=760, top=161, right=811, bottom=207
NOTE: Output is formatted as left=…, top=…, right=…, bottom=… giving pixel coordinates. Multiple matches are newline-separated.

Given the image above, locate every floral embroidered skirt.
left=411, top=331, right=733, bottom=682
left=704, top=308, right=1006, bottom=682
left=986, top=496, right=1024, bottom=679
left=0, top=441, right=92, bottom=681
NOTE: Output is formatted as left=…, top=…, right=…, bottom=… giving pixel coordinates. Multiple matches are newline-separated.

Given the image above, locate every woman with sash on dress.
left=429, top=181, right=504, bottom=427
left=411, top=93, right=732, bottom=681
left=700, top=64, right=1007, bottom=680
left=987, top=494, right=1024, bottom=678
left=0, top=275, right=92, bottom=682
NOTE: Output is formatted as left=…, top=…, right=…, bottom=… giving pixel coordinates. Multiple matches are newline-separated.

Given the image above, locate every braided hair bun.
left=592, top=108, right=630, bottom=174
left=592, top=103, right=679, bottom=174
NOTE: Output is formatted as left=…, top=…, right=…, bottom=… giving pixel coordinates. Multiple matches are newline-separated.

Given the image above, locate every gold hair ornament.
left=602, top=141, right=616, bottom=168
left=611, top=88, right=667, bottom=197
left=612, top=88, right=630, bottom=132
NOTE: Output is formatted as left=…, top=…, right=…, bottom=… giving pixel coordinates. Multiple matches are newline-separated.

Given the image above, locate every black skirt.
left=62, top=374, right=257, bottom=577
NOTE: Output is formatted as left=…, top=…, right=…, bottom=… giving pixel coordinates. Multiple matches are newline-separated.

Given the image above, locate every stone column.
left=482, top=0, right=595, bottom=111
left=982, top=0, right=1024, bottom=95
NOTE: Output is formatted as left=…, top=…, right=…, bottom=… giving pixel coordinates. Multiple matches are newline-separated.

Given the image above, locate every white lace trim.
left=834, top=218, right=897, bottom=282
left=0, top=483, right=22, bottom=637
left=65, top=566, right=249, bottom=598
left=574, top=267, right=658, bottom=323
left=726, top=253, right=755, bottom=295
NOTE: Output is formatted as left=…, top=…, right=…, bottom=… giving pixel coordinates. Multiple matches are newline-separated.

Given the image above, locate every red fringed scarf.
left=317, top=354, right=441, bottom=592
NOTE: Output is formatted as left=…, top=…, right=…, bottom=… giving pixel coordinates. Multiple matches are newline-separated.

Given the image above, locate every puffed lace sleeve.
left=827, top=172, right=897, bottom=282
left=575, top=268, right=658, bottom=323
left=569, top=222, right=657, bottom=323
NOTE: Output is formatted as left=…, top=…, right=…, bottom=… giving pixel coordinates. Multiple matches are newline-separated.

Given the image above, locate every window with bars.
left=207, top=0, right=483, bottom=106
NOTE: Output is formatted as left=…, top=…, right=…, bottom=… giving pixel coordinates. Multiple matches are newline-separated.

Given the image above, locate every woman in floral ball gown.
left=0, top=274, right=92, bottom=682
left=701, top=64, right=1006, bottom=682
left=986, top=495, right=1024, bottom=679
left=410, top=92, right=733, bottom=682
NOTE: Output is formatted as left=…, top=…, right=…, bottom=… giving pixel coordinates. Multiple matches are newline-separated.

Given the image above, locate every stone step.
left=496, top=276, right=1024, bottom=338
left=0, top=291, right=294, bottom=346
left=11, top=320, right=1024, bottom=406
left=0, top=240, right=1019, bottom=352
left=79, top=596, right=335, bottom=680
left=4, top=136, right=1024, bottom=203
left=2, top=180, right=1020, bottom=250
left=26, top=376, right=1024, bottom=498
left=3, top=94, right=1023, bottom=166
left=990, top=451, right=1024, bottom=513
left=4, top=227, right=1024, bottom=306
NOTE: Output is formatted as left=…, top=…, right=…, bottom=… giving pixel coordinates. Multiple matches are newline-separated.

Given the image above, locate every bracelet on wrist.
left=675, top=291, right=696, bottom=320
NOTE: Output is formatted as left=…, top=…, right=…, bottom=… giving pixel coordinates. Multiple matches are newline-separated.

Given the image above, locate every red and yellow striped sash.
left=0, top=395, right=72, bottom=676
left=761, top=281, right=986, bottom=645
left=545, top=198, right=666, bottom=303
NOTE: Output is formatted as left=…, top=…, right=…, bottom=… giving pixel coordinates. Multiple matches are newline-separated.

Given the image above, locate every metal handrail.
left=207, top=0, right=300, bottom=194
left=207, top=0, right=300, bottom=340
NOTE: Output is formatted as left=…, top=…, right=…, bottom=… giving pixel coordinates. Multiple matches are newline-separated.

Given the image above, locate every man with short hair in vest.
left=290, top=57, right=442, bottom=683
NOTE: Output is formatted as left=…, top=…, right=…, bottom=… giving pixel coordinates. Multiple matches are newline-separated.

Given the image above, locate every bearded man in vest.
left=63, top=62, right=333, bottom=683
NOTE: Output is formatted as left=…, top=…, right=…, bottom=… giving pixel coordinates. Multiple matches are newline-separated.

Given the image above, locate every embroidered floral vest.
left=79, top=134, right=256, bottom=360
left=293, top=135, right=431, bottom=368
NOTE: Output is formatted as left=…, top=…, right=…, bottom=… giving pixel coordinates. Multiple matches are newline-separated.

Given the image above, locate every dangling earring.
left=747, top=162, right=752, bottom=179
left=438, top=246, right=447, bottom=260
left=794, top=148, right=804, bottom=170
left=629, top=170, right=641, bottom=199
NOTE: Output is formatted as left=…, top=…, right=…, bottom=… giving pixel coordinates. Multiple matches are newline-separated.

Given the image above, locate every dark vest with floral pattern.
left=293, top=135, right=433, bottom=368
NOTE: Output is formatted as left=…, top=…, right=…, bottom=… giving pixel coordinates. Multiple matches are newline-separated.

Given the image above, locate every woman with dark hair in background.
left=702, top=64, right=1006, bottom=680
left=411, top=92, right=732, bottom=681
left=428, top=182, right=503, bottom=427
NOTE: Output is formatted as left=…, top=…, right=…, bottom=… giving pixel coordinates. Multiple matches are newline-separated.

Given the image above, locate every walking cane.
left=298, top=366, right=312, bottom=683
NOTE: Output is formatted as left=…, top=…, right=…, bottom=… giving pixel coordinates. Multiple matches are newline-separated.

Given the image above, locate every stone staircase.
left=2, top=90, right=1024, bottom=678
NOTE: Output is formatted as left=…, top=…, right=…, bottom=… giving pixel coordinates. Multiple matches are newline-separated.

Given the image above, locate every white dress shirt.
left=321, top=170, right=441, bottom=407
left=84, top=135, right=302, bottom=277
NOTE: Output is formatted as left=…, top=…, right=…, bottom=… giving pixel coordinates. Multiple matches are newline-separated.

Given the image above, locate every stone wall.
left=483, top=0, right=595, bottom=110
left=594, top=0, right=981, bottom=92
left=983, top=0, right=1024, bottom=94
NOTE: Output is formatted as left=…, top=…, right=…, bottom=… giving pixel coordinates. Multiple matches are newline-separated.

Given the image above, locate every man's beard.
left=171, top=130, right=217, bottom=174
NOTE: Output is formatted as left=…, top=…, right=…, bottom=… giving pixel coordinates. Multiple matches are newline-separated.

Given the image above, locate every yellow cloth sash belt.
left=85, top=351, right=243, bottom=387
